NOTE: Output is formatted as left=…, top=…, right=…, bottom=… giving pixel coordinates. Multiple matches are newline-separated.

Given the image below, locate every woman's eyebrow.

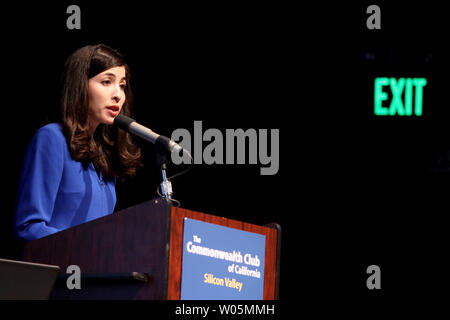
left=102, top=73, right=126, bottom=81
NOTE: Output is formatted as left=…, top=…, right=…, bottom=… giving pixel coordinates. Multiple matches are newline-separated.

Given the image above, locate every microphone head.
left=113, top=114, right=135, bottom=131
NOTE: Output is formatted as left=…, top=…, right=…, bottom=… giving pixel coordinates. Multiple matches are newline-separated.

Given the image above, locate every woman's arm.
left=13, top=125, right=65, bottom=242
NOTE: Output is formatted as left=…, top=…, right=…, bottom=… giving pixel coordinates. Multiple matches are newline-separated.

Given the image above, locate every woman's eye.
left=120, top=84, right=127, bottom=89
left=101, top=80, right=111, bottom=85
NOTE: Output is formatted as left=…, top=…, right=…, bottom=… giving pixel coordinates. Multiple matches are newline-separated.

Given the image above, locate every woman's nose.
left=112, top=95, right=120, bottom=103
left=112, top=85, right=122, bottom=103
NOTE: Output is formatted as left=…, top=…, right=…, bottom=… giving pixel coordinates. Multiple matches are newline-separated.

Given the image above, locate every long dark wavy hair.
left=61, top=44, right=142, bottom=180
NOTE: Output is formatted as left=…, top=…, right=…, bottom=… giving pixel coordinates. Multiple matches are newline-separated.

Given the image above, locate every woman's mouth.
left=106, top=105, right=120, bottom=117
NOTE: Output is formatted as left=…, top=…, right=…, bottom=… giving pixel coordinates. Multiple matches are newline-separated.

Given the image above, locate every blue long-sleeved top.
left=13, top=123, right=116, bottom=243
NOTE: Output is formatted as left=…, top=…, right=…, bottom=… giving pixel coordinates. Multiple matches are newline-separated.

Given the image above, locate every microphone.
left=113, top=114, right=184, bottom=154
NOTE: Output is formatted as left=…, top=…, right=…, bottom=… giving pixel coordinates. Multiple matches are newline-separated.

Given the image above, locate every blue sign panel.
left=180, top=218, right=266, bottom=300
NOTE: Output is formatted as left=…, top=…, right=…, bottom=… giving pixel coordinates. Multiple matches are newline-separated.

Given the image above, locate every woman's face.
left=88, top=66, right=127, bottom=129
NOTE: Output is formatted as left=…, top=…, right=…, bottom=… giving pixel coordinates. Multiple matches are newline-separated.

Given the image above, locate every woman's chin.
left=101, top=117, right=115, bottom=126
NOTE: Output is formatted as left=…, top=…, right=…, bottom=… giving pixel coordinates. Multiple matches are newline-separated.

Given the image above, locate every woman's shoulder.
left=35, top=123, right=64, bottom=138
left=32, top=123, right=66, bottom=147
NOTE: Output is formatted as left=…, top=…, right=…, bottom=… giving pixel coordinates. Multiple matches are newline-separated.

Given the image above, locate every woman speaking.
left=13, top=44, right=142, bottom=243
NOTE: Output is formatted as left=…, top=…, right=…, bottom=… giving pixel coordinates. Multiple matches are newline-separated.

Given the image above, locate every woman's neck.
left=88, top=120, right=99, bottom=136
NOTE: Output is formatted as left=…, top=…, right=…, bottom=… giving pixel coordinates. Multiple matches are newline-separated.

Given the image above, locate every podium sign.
left=180, top=218, right=266, bottom=300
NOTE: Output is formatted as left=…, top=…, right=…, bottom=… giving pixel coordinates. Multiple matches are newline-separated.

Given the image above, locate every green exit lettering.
left=374, top=77, right=427, bottom=116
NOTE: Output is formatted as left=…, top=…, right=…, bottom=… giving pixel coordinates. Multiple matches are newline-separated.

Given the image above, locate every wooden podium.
left=23, top=197, right=281, bottom=300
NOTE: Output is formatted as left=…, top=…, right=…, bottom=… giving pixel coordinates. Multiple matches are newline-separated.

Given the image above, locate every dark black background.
left=0, top=1, right=445, bottom=314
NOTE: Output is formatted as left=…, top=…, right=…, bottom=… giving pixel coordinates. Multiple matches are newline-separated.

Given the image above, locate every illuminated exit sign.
left=374, top=77, right=427, bottom=116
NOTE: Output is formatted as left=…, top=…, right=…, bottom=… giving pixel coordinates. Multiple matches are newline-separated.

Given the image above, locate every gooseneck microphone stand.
left=113, top=115, right=193, bottom=202
left=156, top=144, right=173, bottom=200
